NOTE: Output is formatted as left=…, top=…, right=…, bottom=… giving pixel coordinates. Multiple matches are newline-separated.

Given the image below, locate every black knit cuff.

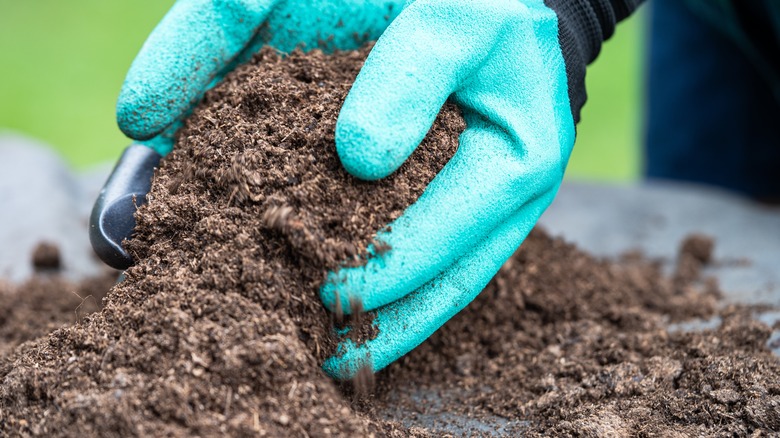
left=543, top=0, right=644, bottom=123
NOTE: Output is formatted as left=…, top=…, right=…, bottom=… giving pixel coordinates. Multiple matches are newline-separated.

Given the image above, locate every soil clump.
left=0, top=47, right=778, bottom=437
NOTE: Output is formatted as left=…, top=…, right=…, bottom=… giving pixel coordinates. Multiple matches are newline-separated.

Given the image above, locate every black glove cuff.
left=543, top=0, right=644, bottom=123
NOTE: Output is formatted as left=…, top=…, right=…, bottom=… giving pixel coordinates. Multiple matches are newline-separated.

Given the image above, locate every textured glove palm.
left=319, top=0, right=576, bottom=379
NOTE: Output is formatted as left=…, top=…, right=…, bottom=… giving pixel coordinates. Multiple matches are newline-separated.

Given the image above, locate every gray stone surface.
left=0, top=132, right=109, bottom=282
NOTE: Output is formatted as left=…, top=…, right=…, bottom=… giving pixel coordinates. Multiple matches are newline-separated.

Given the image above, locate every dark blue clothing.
left=645, top=0, right=780, bottom=199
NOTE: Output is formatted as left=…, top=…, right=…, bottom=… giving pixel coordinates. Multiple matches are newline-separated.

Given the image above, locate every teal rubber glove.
left=319, top=0, right=642, bottom=380
left=117, top=0, right=404, bottom=154
left=320, top=0, right=575, bottom=379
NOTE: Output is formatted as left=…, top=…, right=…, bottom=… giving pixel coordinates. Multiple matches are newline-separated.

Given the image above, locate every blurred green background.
left=0, top=1, right=644, bottom=180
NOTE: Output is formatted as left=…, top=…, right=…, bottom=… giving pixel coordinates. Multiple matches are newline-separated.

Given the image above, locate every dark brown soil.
left=674, top=233, right=717, bottom=287
left=0, top=46, right=462, bottom=437
left=0, top=47, right=778, bottom=437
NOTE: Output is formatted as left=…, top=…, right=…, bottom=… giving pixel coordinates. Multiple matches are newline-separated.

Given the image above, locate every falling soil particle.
left=0, top=47, right=778, bottom=437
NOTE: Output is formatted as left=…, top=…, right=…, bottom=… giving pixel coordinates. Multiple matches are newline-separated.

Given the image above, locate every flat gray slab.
left=0, top=132, right=110, bottom=282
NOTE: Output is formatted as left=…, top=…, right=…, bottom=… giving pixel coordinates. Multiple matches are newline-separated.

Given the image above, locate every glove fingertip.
left=335, top=111, right=409, bottom=181
left=116, top=88, right=169, bottom=141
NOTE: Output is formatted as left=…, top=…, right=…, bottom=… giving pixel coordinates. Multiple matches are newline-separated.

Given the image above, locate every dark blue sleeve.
left=645, top=0, right=780, bottom=200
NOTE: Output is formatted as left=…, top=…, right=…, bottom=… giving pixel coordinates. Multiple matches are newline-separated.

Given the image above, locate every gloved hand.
left=107, top=0, right=641, bottom=380
left=319, top=0, right=641, bottom=379
left=117, top=0, right=404, bottom=151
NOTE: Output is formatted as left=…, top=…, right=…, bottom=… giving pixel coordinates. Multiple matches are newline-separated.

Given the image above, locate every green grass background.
left=0, top=1, right=644, bottom=180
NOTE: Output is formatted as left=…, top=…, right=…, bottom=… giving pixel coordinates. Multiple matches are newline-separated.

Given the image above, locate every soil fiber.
left=0, top=47, right=778, bottom=437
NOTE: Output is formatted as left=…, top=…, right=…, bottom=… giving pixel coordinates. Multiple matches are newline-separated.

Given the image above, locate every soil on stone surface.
left=0, top=47, right=778, bottom=437
left=370, top=231, right=779, bottom=436
left=0, top=244, right=115, bottom=358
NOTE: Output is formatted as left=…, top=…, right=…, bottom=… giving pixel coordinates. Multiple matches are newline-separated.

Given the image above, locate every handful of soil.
left=0, top=46, right=463, bottom=436
left=0, top=46, right=778, bottom=437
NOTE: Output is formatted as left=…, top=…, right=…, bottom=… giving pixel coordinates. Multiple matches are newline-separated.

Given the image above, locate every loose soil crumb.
left=0, top=47, right=778, bottom=437
left=674, top=233, right=716, bottom=286
left=680, top=233, right=715, bottom=264
left=31, top=242, right=61, bottom=272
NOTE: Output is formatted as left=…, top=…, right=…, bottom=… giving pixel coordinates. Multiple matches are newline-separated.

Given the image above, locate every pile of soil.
left=371, top=233, right=779, bottom=435
left=0, top=47, right=778, bottom=436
